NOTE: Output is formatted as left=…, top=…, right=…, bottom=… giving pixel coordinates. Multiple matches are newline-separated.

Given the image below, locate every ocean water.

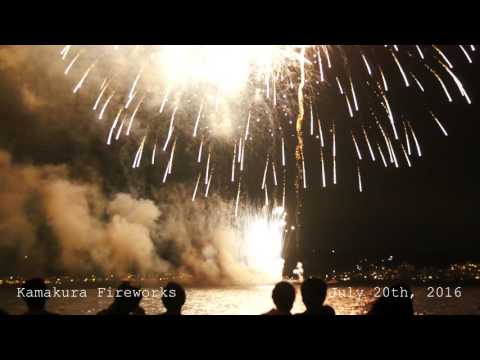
left=1, top=285, right=479, bottom=315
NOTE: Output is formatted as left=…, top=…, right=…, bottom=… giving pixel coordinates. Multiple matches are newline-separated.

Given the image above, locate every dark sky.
left=0, top=45, right=478, bottom=275
left=294, top=47, right=480, bottom=272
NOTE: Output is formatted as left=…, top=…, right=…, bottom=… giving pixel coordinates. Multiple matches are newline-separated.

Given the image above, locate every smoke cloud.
left=0, top=45, right=284, bottom=284
left=0, top=149, right=168, bottom=276
left=0, top=149, right=278, bottom=284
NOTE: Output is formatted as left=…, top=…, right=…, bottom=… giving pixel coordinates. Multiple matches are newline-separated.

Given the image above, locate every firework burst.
left=59, top=44, right=475, bottom=242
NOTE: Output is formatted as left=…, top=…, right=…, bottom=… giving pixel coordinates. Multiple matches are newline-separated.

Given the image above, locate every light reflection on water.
left=1, top=285, right=479, bottom=315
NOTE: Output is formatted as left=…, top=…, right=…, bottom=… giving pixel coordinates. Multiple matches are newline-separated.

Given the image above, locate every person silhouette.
left=159, top=282, right=186, bottom=316
left=20, top=278, right=59, bottom=316
left=367, top=283, right=414, bottom=316
left=97, top=282, right=145, bottom=315
left=263, top=281, right=296, bottom=315
left=298, top=277, right=335, bottom=315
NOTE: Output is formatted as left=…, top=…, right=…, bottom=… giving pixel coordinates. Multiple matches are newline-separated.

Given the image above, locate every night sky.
left=296, top=48, right=479, bottom=273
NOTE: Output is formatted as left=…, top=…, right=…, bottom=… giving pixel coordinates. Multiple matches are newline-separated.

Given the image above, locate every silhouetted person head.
left=22, top=278, right=49, bottom=314
left=98, top=281, right=144, bottom=315
left=301, top=277, right=327, bottom=309
left=161, top=282, right=186, bottom=315
left=300, top=277, right=335, bottom=315
left=368, top=283, right=414, bottom=316
left=269, top=281, right=296, bottom=315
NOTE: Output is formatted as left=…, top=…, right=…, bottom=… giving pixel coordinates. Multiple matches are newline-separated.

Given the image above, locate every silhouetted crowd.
left=0, top=277, right=414, bottom=316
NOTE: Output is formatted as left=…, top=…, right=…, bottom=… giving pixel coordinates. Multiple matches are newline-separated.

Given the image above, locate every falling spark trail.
left=151, top=144, right=157, bottom=165
left=416, top=45, right=425, bottom=60
left=73, top=63, right=95, bottom=93
left=281, top=137, right=286, bottom=166
left=93, top=82, right=109, bottom=110
left=238, top=138, right=243, bottom=163
left=197, top=138, right=203, bottom=163
left=192, top=172, right=201, bottom=202
left=262, top=156, right=269, bottom=190
left=407, top=121, right=422, bottom=157
left=430, top=112, right=448, bottom=136
left=361, top=53, right=372, bottom=76
left=159, top=89, right=170, bottom=113
left=64, top=53, right=81, bottom=75
left=128, top=68, right=143, bottom=100
left=107, top=108, right=123, bottom=145
left=136, top=140, right=146, bottom=169
left=333, top=124, right=337, bottom=185
left=377, top=143, right=388, bottom=168
left=205, top=172, right=213, bottom=197
left=235, top=181, right=241, bottom=217
left=403, top=121, right=411, bottom=155
left=115, top=118, right=126, bottom=141
left=317, top=49, right=324, bottom=82
left=240, top=140, right=245, bottom=171
left=433, top=45, right=453, bottom=69
left=362, top=127, right=375, bottom=161
left=264, top=183, right=270, bottom=207
left=126, top=96, right=145, bottom=136
left=401, top=143, right=412, bottom=167
left=162, top=107, right=178, bottom=151
left=273, top=73, right=277, bottom=106
left=383, top=94, right=399, bottom=140
left=205, top=151, right=211, bottom=184
left=321, top=149, right=326, bottom=188
left=323, top=46, right=332, bottom=68
left=439, top=61, right=472, bottom=104
left=99, top=92, right=115, bottom=120
left=410, top=72, right=425, bottom=92
left=99, top=78, right=107, bottom=91
left=272, top=161, right=278, bottom=186
left=379, top=66, right=389, bottom=92
left=333, top=158, right=337, bottom=185
left=244, top=112, right=251, bottom=140
left=295, top=46, right=306, bottom=214
left=377, top=121, right=394, bottom=163
left=318, top=119, right=324, bottom=147
left=388, top=138, right=399, bottom=168
left=124, top=91, right=137, bottom=109
left=391, top=50, right=410, bottom=87
left=336, top=77, right=344, bottom=95
left=231, top=143, right=236, bottom=182
left=168, top=139, right=177, bottom=174
left=459, top=45, right=473, bottom=64
left=132, top=136, right=146, bottom=169
left=345, top=95, right=354, bottom=118
left=132, top=149, right=140, bottom=169
left=302, top=156, right=307, bottom=189
left=351, top=132, right=362, bottom=160
left=162, top=157, right=170, bottom=183
left=193, top=99, right=204, bottom=137
left=357, top=165, right=363, bottom=192
left=426, top=65, right=453, bottom=102
left=60, top=45, right=71, bottom=60
left=310, top=103, right=314, bottom=135
left=350, top=77, right=359, bottom=111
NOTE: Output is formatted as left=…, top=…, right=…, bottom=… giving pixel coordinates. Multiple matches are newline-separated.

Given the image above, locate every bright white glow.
left=241, top=206, right=286, bottom=281
left=152, top=45, right=292, bottom=95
